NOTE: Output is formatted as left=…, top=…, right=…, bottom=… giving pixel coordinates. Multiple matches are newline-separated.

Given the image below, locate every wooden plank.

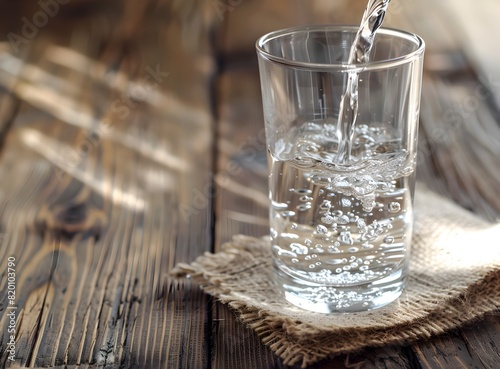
left=438, top=0, right=500, bottom=109
left=392, top=1, right=500, bottom=366
left=315, top=347, right=416, bottom=369
left=212, top=303, right=290, bottom=369
left=418, top=75, right=500, bottom=222
left=0, top=88, right=19, bottom=149
left=394, top=0, right=500, bottom=223
left=412, top=333, right=489, bottom=369
left=458, top=315, right=500, bottom=369
left=212, top=64, right=284, bottom=368
left=360, top=347, right=417, bottom=369
left=214, top=0, right=367, bottom=57
left=214, top=68, right=269, bottom=247
left=0, top=6, right=215, bottom=368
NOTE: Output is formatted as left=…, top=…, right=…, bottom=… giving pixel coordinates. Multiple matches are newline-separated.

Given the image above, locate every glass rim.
left=255, top=25, right=425, bottom=72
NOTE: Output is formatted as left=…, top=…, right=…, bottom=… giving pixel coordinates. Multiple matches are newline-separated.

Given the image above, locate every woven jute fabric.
left=172, top=185, right=500, bottom=368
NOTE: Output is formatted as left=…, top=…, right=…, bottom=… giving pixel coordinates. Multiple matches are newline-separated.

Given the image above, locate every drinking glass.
left=256, top=25, right=425, bottom=313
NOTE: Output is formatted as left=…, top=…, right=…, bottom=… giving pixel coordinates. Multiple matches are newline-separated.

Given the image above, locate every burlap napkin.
left=172, top=185, right=500, bottom=368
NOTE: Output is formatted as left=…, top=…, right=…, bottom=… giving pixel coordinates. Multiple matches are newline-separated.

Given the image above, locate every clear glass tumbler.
left=256, top=25, right=425, bottom=313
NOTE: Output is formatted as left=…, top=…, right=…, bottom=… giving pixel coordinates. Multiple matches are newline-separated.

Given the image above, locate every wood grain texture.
left=412, top=333, right=486, bottom=369
left=214, top=67, right=269, bottom=247
left=459, top=315, right=500, bottom=368
left=313, top=346, right=417, bottom=369
left=212, top=63, right=285, bottom=369
left=0, top=88, right=18, bottom=150
left=0, top=2, right=216, bottom=368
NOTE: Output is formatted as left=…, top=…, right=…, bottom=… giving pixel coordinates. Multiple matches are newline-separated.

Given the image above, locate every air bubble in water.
left=305, top=255, right=311, bottom=260
left=291, top=258, right=299, bottom=263
left=339, top=231, right=354, bottom=245
left=320, top=200, right=332, bottom=209
left=300, top=195, right=313, bottom=202
left=388, top=202, right=401, bottom=213
left=328, top=246, right=340, bottom=253
left=281, top=211, right=296, bottom=218
left=336, top=268, right=342, bottom=273
left=316, top=225, right=328, bottom=234
left=272, top=246, right=297, bottom=257
left=270, top=228, right=278, bottom=238
left=384, top=236, right=395, bottom=244
left=290, top=243, right=308, bottom=255
left=321, top=215, right=334, bottom=224
left=296, top=203, right=312, bottom=211
left=272, top=201, right=288, bottom=209
left=291, top=223, right=298, bottom=229
left=337, top=215, right=350, bottom=224
left=304, top=238, right=312, bottom=246
left=311, top=175, right=331, bottom=186
left=294, top=188, right=312, bottom=195
left=309, top=264, right=316, bottom=269
left=341, top=198, right=352, bottom=207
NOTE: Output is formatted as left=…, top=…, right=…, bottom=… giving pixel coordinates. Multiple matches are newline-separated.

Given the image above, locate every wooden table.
left=0, top=1, right=499, bottom=368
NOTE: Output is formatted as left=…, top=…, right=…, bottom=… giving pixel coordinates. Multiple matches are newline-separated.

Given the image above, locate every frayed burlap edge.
left=171, top=234, right=500, bottom=368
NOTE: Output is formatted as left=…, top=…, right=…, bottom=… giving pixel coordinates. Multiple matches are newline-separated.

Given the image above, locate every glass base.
left=275, top=266, right=406, bottom=313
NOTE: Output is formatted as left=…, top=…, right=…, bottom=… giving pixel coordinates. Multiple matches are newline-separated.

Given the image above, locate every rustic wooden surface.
left=0, top=0, right=499, bottom=368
